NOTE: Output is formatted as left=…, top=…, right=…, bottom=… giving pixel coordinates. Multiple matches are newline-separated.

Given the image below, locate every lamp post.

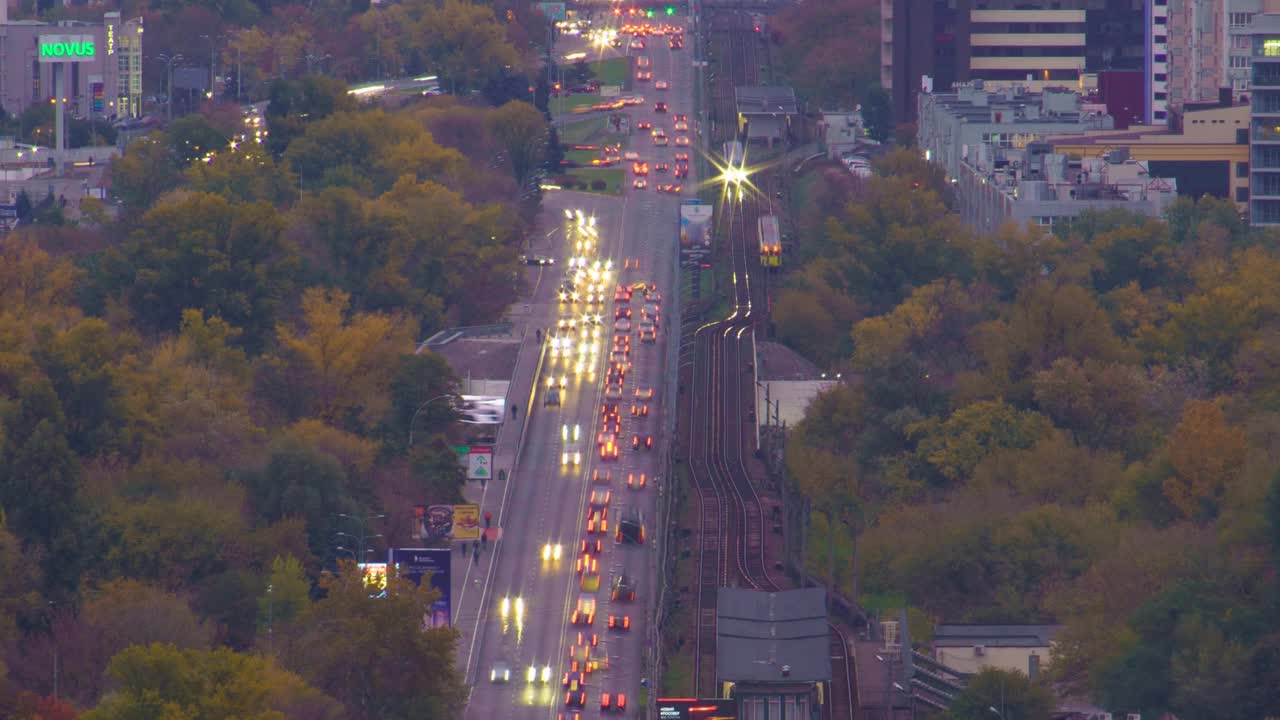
left=335, top=512, right=387, bottom=563
left=200, top=34, right=222, bottom=98
left=305, top=52, right=333, bottom=75
left=409, top=394, right=454, bottom=448
left=157, top=53, right=184, bottom=122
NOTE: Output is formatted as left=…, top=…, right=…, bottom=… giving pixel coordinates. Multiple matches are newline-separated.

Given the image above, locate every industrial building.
left=1046, top=101, right=1250, bottom=207
left=0, top=11, right=143, bottom=121
left=716, top=587, right=832, bottom=719
left=917, top=81, right=1115, bottom=181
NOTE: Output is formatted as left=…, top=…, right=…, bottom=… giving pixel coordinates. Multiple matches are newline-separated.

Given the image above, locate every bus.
left=758, top=215, right=780, bottom=267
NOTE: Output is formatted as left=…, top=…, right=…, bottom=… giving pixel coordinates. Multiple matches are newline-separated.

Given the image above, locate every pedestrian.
left=536, top=328, right=542, bottom=343
left=481, top=532, right=488, bottom=546
left=484, top=511, right=492, bottom=528
left=511, top=403, right=519, bottom=419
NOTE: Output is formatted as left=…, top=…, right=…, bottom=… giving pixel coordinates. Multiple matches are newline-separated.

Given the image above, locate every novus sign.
left=38, top=35, right=97, bottom=63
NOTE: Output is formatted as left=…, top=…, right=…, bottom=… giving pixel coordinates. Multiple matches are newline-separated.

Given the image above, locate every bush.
left=591, top=180, right=607, bottom=191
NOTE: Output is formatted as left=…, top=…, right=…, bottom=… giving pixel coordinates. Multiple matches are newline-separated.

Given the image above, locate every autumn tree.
left=1162, top=399, right=1247, bottom=521
left=487, top=100, right=547, bottom=190
left=273, top=287, right=416, bottom=426
left=83, top=643, right=341, bottom=720
left=186, top=142, right=298, bottom=206
left=287, top=562, right=466, bottom=719
left=908, top=400, right=1053, bottom=485
left=107, top=133, right=183, bottom=217
left=949, top=668, right=1054, bottom=720
left=259, top=554, right=312, bottom=633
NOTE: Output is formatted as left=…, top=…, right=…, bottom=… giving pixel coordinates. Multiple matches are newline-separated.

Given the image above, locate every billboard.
left=679, top=202, right=713, bottom=257
left=537, top=1, right=567, bottom=20
left=358, top=562, right=388, bottom=597
left=453, top=504, right=481, bottom=540
left=90, top=76, right=104, bottom=113
left=39, top=35, right=97, bottom=63
left=391, top=547, right=452, bottom=628
left=657, top=699, right=737, bottom=719
left=421, top=504, right=454, bottom=541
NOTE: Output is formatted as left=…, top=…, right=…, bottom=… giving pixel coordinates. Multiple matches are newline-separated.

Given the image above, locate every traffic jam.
left=527, top=207, right=659, bottom=718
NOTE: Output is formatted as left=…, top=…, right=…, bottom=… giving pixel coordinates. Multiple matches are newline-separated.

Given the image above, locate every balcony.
left=1251, top=69, right=1280, bottom=88
left=1254, top=97, right=1280, bottom=114
left=1254, top=125, right=1280, bottom=143
left=1251, top=198, right=1280, bottom=224
left=1253, top=176, right=1280, bottom=197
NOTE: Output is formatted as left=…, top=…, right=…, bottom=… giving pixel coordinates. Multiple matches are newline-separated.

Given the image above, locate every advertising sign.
left=657, top=699, right=737, bottom=720
left=679, top=202, right=713, bottom=257
left=90, top=78, right=105, bottom=113
left=358, top=562, right=388, bottom=597
left=537, top=1, right=567, bottom=21
left=453, top=504, right=481, bottom=540
left=39, top=34, right=97, bottom=63
left=467, top=446, right=493, bottom=480
left=391, top=547, right=452, bottom=628
left=599, top=85, right=621, bottom=98
left=422, top=504, right=454, bottom=541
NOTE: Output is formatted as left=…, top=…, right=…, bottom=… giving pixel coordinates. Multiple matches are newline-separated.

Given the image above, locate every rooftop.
left=933, top=624, right=1063, bottom=648
left=716, top=587, right=832, bottom=684
left=736, top=86, right=798, bottom=115
left=924, top=82, right=1109, bottom=127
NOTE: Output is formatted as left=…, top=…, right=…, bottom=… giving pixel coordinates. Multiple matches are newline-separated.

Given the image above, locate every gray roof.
left=736, top=86, right=798, bottom=116
left=716, top=588, right=832, bottom=683
left=933, top=624, right=1063, bottom=648
left=744, top=114, right=787, bottom=138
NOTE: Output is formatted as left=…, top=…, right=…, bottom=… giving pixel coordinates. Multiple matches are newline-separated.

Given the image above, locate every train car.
left=758, top=214, right=780, bottom=267
left=722, top=140, right=743, bottom=172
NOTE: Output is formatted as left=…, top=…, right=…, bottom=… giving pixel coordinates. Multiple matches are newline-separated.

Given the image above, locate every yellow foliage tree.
left=275, top=287, right=417, bottom=426
left=1163, top=399, right=1247, bottom=520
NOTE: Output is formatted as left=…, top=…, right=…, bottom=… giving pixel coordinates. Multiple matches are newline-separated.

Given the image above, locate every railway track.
left=681, top=11, right=857, bottom=720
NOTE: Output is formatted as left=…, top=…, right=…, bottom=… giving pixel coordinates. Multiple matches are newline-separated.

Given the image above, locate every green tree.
left=909, top=400, right=1053, bottom=484
left=83, top=643, right=341, bottom=720
left=186, top=142, right=298, bottom=205
left=487, top=100, right=547, bottom=190
left=949, top=668, right=1054, bottom=720
left=288, top=562, right=466, bottom=719
left=861, top=85, right=891, bottom=142
left=265, top=74, right=357, bottom=157
left=98, top=192, right=299, bottom=349
left=107, top=133, right=183, bottom=217
left=259, top=555, right=312, bottom=630
left=167, top=114, right=230, bottom=166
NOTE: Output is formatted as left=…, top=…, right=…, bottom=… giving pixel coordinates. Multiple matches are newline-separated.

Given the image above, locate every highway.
left=460, top=15, right=694, bottom=720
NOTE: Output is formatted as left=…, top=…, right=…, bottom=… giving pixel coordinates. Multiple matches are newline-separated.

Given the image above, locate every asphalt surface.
left=460, top=18, right=694, bottom=720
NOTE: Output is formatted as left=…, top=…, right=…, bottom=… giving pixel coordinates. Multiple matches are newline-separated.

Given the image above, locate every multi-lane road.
left=459, top=16, right=695, bottom=720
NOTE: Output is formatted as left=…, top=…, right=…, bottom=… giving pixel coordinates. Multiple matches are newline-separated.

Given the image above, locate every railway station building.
left=715, top=587, right=832, bottom=719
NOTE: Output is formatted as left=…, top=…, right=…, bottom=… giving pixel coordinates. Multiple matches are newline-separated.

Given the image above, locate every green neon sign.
left=40, top=41, right=96, bottom=59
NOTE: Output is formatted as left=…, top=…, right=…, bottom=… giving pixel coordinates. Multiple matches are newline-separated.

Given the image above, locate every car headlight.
left=528, top=665, right=538, bottom=683
left=542, top=665, right=553, bottom=683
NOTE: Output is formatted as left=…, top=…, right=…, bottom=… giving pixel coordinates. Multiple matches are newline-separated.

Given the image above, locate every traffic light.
left=645, top=8, right=654, bottom=17
left=665, top=6, right=674, bottom=14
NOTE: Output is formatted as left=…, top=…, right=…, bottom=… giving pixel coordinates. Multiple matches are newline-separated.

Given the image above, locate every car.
left=600, top=440, right=620, bottom=461
left=563, top=670, right=585, bottom=689
left=675, top=135, right=690, bottom=146
left=632, top=162, right=649, bottom=175
left=571, top=595, right=596, bottom=625
left=632, top=434, right=654, bottom=450
left=632, top=178, right=647, bottom=189
left=631, top=403, right=649, bottom=417
left=644, top=300, right=661, bottom=316
left=605, top=383, right=623, bottom=399
left=602, top=692, right=628, bottom=712
left=544, top=387, right=561, bottom=406
left=562, top=450, right=582, bottom=466
left=581, top=570, right=601, bottom=592
left=559, top=713, right=583, bottom=720
left=635, top=387, right=654, bottom=400
left=654, top=102, right=668, bottom=113
left=674, top=120, right=689, bottom=131
left=655, top=162, right=670, bottom=173
left=675, top=163, right=689, bottom=179
left=491, top=661, right=512, bottom=683
left=658, top=183, right=683, bottom=194
left=615, top=307, right=632, bottom=319
left=653, top=133, right=669, bottom=147
left=636, top=71, right=652, bottom=81
left=615, top=318, right=632, bottom=333
left=529, top=664, right=555, bottom=684
left=581, top=537, right=604, bottom=554
left=623, top=151, right=639, bottom=161
left=636, top=120, right=653, bottom=130
left=627, top=472, right=647, bottom=489
left=640, top=327, right=656, bottom=343
left=637, top=56, right=650, bottom=68
left=597, top=430, right=616, bottom=447
left=655, top=80, right=669, bottom=90
left=675, top=114, right=688, bottom=122
left=577, top=631, right=600, bottom=648
left=592, top=468, right=611, bottom=484
left=590, top=489, right=612, bottom=507
left=576, top=553, right=598, bottom=574
left=675, top=149, right=689, bottom=159
left=542, top=542, right=564, bottom=561
left=611, top=574, right=637, bottom=602
left=623, top=257, right=639, bottom=270
left=629, top=38, right=645, bottom=49
left=608, top=615, right=631, bottom=630
left=523, top=254, right=555, bottom=266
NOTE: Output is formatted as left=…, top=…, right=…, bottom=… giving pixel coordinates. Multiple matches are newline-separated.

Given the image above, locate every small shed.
left=736, top=86, right=797, bottom=146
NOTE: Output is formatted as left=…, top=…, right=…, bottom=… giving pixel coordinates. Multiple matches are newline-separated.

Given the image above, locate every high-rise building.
left=882, top=0, right=1147, bottom=123
left=1165, top=0, right=1225, bottom=113
left=1245, top=12, right=1280, bottom=224
left=0, top=13, right=142, bottom=121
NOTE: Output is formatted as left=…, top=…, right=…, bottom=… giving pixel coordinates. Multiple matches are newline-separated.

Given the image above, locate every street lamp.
left=334, top=513, right=387, bottom=564
left=306, top=52, right=333, bottom=75
left=156, top=53, right=185, bottom=122
left=409, top=394, right=455, bottom=448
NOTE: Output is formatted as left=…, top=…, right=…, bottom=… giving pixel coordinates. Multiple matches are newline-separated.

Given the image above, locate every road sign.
left=467, top=447, right=493, bottom=480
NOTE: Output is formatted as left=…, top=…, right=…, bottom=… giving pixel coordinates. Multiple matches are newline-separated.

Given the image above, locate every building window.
left=1154, top=110, right=1167, bottom=120
left=1239, top=161, right=1251, bottom=177
left=1231, top=12, right=1257, bottom=28
left=1239, top=128, right=1250, bottom=144
left=1237, top=186, right=1250, bottom=202
left=1235, top=36, right=1252, bottom=49
left=1232, top=56, right=1251, bottom=68
left=1155, top=73, right=1167, bottom=82
left=1155, top=54, right=1167, bottom=63
left=1154, top=92, right=1167, bottom=101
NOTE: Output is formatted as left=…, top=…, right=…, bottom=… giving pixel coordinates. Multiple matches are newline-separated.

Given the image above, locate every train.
left=758, top=214, right=780, bottom=267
